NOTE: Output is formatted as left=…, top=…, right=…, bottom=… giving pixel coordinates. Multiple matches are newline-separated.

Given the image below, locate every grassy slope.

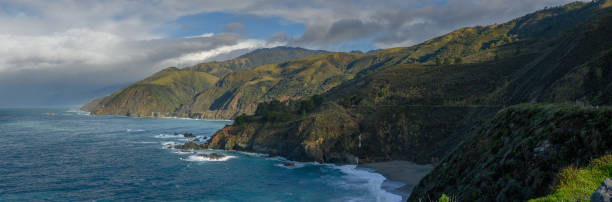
left=409, top=104, right=612, bottom=201
left=184, top=47, right=328, bottom=77
left=82, top=47, right=327, bottom=117
left=84, top=67, right=219, bottom=117
left=184, top=52, right=366, bottom=119
left=530, top=154, right=612, bottom=202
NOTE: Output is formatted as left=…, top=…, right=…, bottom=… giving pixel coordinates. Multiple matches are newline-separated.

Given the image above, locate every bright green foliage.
left=529, top=155, right=612, bottom=202
left=439, top=194, right=451, bottom=202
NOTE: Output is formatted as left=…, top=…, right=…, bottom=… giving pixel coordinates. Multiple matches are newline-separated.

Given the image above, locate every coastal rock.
left=283, top=162, right=295, bottom=167
left=175, top=141, right=202, bottom=150
left=183, top=133, right=195, bottom=138
left=591, top=178, right=612, bottom=202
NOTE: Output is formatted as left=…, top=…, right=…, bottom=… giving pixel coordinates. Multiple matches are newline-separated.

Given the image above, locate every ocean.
left=0, top=107, right=401, bottom=201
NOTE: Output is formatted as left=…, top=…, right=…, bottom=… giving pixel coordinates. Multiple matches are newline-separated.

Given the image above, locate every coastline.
left=359, top=160, right=434, bottom=201
left=84, top=110, right=417, bottom=201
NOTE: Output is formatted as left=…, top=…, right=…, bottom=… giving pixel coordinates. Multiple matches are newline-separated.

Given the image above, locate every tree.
left=454, top=57, right=463, bottom=64
left=435, top=57, right=442, bottom=65
left=443, top=57, right=451, bottom=65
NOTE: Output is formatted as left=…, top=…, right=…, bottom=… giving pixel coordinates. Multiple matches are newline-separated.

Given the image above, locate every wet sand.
left=359, top=160, right=434, bottom=201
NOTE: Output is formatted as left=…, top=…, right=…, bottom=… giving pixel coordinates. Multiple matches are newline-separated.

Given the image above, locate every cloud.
left=160, top=38, right=285, bottom=67
left=0, top=0, right=587, bottom=106
left=0, top=30, right=280, bottom=106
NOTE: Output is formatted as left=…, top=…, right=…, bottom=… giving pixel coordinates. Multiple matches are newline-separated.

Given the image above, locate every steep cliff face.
left=409, top=104, right=612, bottom=201
left=205, top=102, right=361, bottom=163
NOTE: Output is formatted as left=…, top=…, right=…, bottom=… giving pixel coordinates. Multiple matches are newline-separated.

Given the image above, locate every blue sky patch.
left=164, top=12, right=306, bottom=39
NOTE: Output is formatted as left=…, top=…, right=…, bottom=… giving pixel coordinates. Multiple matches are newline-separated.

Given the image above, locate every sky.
left=0, top=0, right=584, bottom=107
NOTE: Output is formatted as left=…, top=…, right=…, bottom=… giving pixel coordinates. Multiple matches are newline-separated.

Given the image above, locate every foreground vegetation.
left=409, top=104, right=612, bottom=201
left=530, top=155, right=612, bottom=202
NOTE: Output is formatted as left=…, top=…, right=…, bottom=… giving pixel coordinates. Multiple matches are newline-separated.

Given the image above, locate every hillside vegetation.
left=82, top=47, right=328, bottom=117
left=203, top=0, right=612, bottom=164
left=409, top=104, right=612, bottom=201
left=84, top=1, right=606, bottom=119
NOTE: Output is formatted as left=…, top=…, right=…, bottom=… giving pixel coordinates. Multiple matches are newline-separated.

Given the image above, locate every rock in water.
left=283, top=162, right=295, bottom=167
left=175, top=141, right=201, bottom=150
left=591, top=178, right=612, bottom=202
left=183, top=133, right=195, bottom=138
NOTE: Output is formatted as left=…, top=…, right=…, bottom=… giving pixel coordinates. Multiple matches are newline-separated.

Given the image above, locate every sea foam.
left=154, top=134, right=185, bottom=139
left=333, top=164, right=402, bottom=202
left=182, top=154, right=236, bottom=162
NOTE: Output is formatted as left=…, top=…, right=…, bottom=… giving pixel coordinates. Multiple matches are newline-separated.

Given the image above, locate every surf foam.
left=182, top=154, right=236, bottom=162
left=333, top=164, right=402, bottom=202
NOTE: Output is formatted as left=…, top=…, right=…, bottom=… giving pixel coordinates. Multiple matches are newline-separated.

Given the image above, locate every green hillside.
left=184, top=47, right=328, bottom=77
left=203, top=0, right=611, bottom=162
left=82, top=47, right=328, bottom=117
left=84, top=1, right=607, bottom=120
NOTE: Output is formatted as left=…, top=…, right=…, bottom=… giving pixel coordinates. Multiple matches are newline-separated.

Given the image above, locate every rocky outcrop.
left=174, top=141, right=204, bottom=150
left=592, top=178, right=612, bottom=202
left=204, top=102, right=362, bottom=163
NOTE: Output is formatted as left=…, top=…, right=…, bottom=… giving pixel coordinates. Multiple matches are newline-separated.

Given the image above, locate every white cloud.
left=161, top=39, right=286, bottom=67
left=185, top=33, right=215, bottom=38
left=0, top=0, right=590, bottom=106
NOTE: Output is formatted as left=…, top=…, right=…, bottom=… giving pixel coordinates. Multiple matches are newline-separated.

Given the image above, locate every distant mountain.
left=82, top=47, right=328, bottom=117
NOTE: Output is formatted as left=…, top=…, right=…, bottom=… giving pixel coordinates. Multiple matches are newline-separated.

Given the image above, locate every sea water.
left=0, top=107, right=401, bottom=201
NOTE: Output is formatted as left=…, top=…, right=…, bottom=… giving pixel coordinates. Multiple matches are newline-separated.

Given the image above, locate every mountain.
left=203, top=0, right=612, bottom=163
left=184, top=46, right=329, bottom=77
left=82, top=47, right=328, bottom=117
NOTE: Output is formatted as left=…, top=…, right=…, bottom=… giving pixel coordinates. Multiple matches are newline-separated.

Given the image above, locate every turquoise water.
left=0, top=108, right=400, bottom=201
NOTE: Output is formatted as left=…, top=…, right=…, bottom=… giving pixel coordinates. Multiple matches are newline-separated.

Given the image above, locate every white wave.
left=333, top=164, right=402, bottom=202
left=154, top=134, right=185, bottom=139
left=126, top=129, right=145, bottom=132
left=181, top=154, right=236, bottom=162
left=65, top=109, right=91, bottom=116
left=157, top=116, right=233, bottom=122
left=161, top=141, right=179, bottom=149
left=127, top=141, right=157, bottom=144
left=173, top=150, right=195, bottom=155
left=236, top=151, right=270, bottom=158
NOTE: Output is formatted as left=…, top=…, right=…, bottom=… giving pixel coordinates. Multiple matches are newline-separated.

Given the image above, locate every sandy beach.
left=360, top=160, right=434, bottom=201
